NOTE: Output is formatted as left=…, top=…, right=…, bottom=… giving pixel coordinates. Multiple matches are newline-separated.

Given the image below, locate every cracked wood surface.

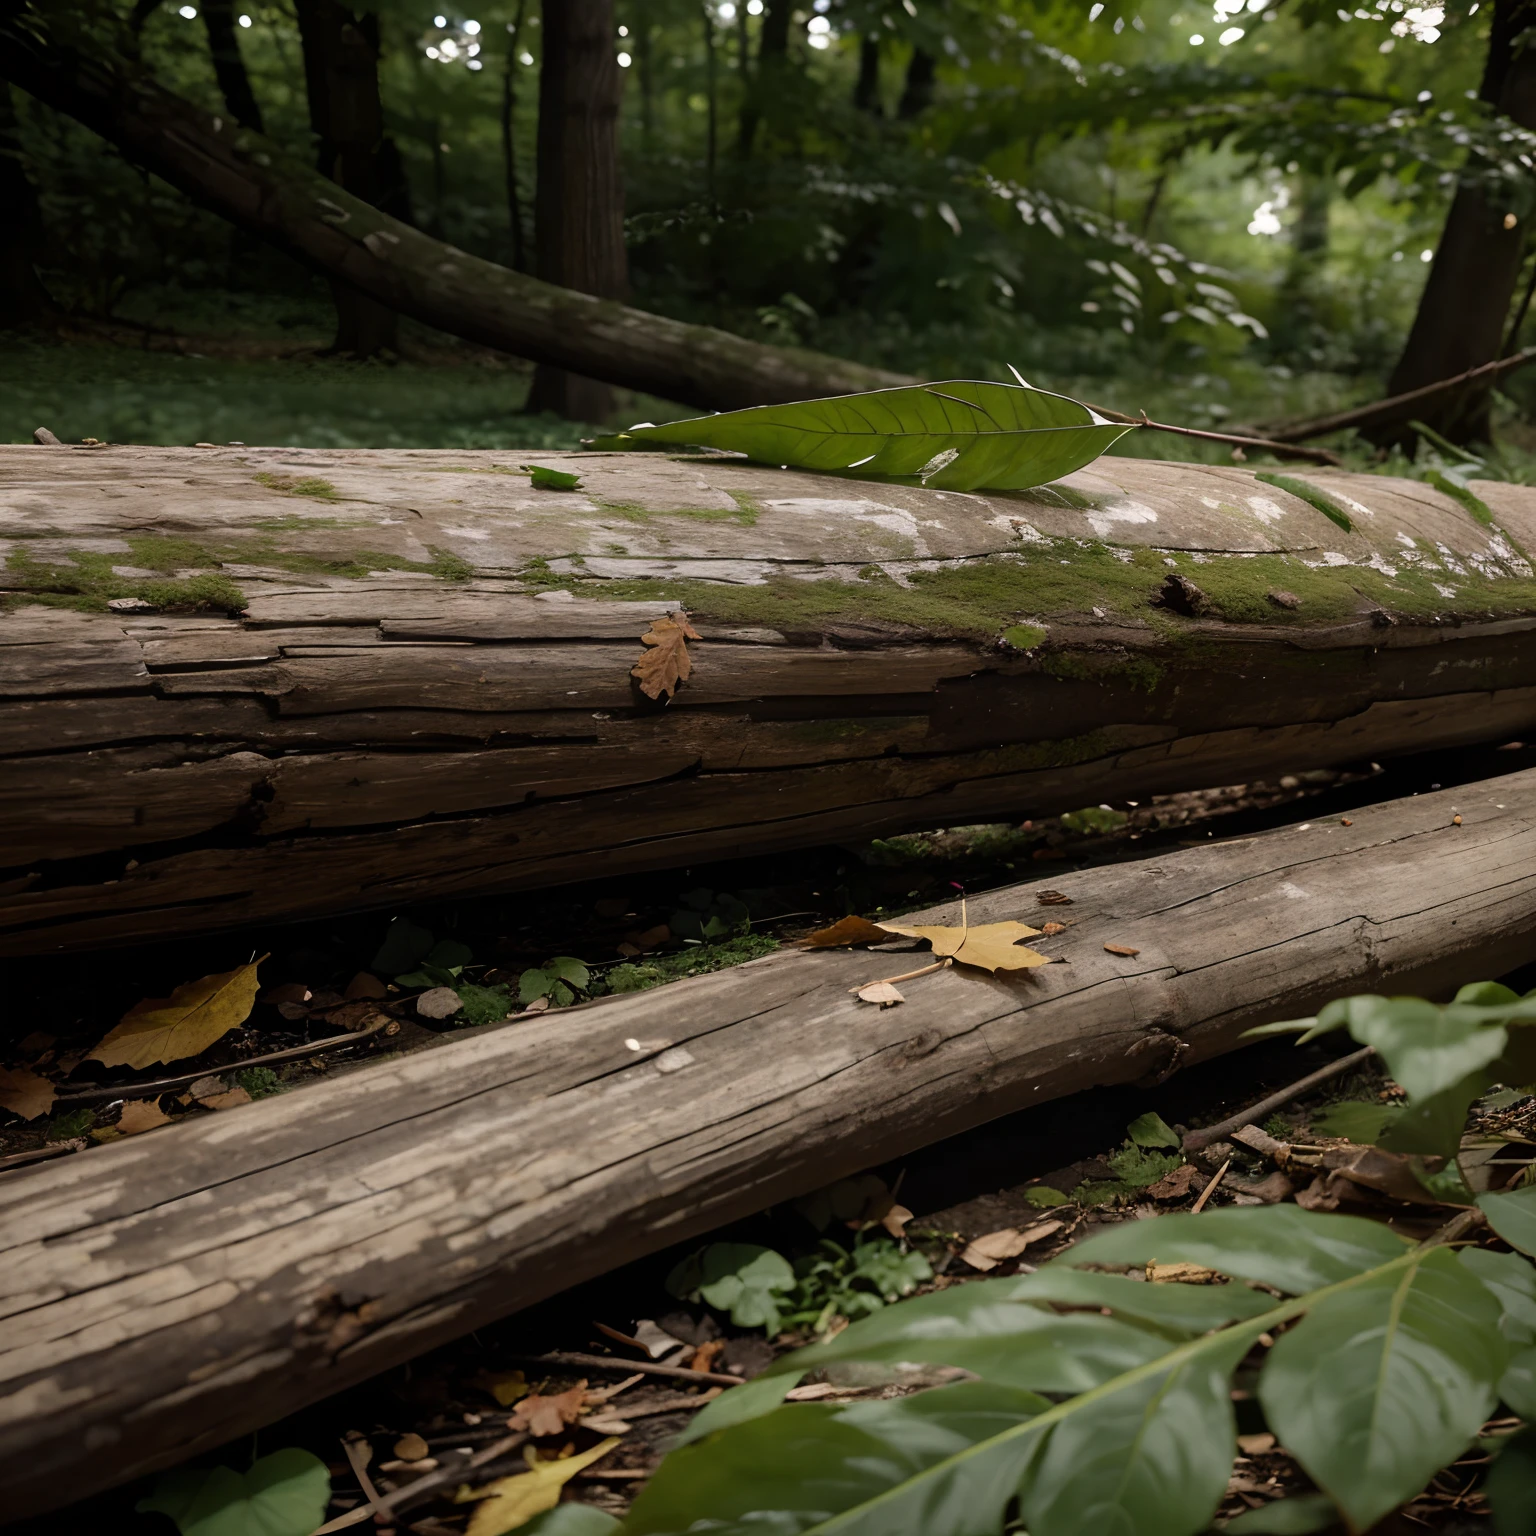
left=4, top=445, right=1536, bottom=952
left=2, top=774, right=1534, bottom=1518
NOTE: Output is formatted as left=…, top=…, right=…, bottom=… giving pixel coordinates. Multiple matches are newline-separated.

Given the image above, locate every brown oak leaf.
left=799, top=915, right=895, bottom=948
left=509, top=1382, right=587, bottom=1437
left=632, top=610, right=700, bottom=700
left=0, top=1065, right=56, bottom=1121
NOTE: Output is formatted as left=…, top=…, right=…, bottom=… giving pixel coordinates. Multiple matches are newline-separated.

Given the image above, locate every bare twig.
left=1191, top=1158, right=1230, bottom=1212
left=1085, top=403, right=1344, bottom=465
left=515, top=1350, right=744, bottom=1388
left=1259, top=346, right=1536, bottom=444
left=53, top=1019, right=391, bottom=1106
left=1182, top=1046, right=1375, bottom=1152
left=1416, top=1206, right=1488, bottom=1251
left=340, top=1436, right=391, bottom=1525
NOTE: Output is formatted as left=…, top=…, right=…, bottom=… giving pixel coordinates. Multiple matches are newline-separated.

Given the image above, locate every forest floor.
left=6, top=737, right=1535, bottom=1535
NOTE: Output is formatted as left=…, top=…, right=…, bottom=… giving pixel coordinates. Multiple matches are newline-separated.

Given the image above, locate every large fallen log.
left=3, top=772, right=1535, bottom=1519
left=0, top=9, right=906, bottom=412
left=5, top=445, right=1536, bottom=953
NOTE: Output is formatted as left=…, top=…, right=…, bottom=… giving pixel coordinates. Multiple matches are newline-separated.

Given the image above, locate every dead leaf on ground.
left=345, top=971, right=388, bottom=999
left=200, top=1086, right=252, bottom=1111
left=632, top=610, right=701, bottom=700
left=1237, top=1431, right=1278, bottom=1455
left=1036, top=891, right=1073, bottom=905
left=881, top=919, right=1050, bottom=973
left=393, top=1432, right=430, bottom=1461
left=688, top=1340, right=727, bottom=1375
left=880, top=1202, right=914, bottom=1239
left=1103, top=943, right=1141, bottom=957
left=89, top=957, right=266, bottom=1069
left=510, top=1382, right=587, bottom=1437
left=1040, top=921, right=1067, bottom=936
left=856, top=981, right=906, bottom=1007
left=1147, top=1261, right=1222, bottom=1284
left=0, top=1065, right=56, bottom=1121
left=960, top=1219, right=1064, bottom=1270
left=415, top=987, right=463, bottom=1020
left=18, top=1032, right=54, bottom=1054
left=462, top=1439, right=620, bottom=1536
left=798, top=915, right=893, bottom=948
left=1146, top=1164, right=1204, bottom=1201
left=118, top=1099, right=173, bottom=1135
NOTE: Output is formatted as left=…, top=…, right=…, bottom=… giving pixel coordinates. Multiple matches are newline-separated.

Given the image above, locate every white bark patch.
left=762, top=498, right=931, bottom=559
left=1085, top=501, right=1158, bottom=538
left=1245, top=496, right=1289, bottom=526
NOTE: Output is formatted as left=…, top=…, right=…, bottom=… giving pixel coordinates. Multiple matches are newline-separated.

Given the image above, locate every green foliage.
left=455, top=982, right=514, bottom=1027
left=1127, top=1111, right=1181, bottom=1149
left=1025, top=1185, right=1070, bottom=1208
left=1309, top=1099, right=1401, bottom=1143
left=521, top=463, right=582, bottom=490
left=1253, top=471, right=1353, bottom=533
left=604, top=934, right=778, bottom=995
left=667, top=1243, right=798, bottom=1334
left=517, top=956, right=591, bottom=1008
left=517, top=1509, right=623, bottom=1536
left=229, top=1067, right=284, bottom=1100
left=136, top=1448, right=330, bottom=1536
left=597, top=379, right=1133, bottom=493
left=395, top=938, right=475, bottom=989
left=667, top=888, right=750, bottom=944
left=371, top=917, right=435, bottom=977
left=1060, top=805, right=1130, bottom=836
left=46, top=1106, right=94, bottom=1141
left=1222, top=1494, right=1342, bottom=1533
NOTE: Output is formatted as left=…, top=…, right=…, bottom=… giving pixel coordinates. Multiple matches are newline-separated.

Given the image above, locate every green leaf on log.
left=594, top=379, right=1134, bottom=492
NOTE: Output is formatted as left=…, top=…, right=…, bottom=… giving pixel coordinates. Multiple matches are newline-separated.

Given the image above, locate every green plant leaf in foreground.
left=136, top=1448, right=330, bottom=1536
left=595, top=379, right=1134, bottom=492
left=516, top=1508, right=623, bottom=1536
left=1222, top=1494, right=1341, bottom=1533
left=1482, top=1184, right=1536, bottom=1257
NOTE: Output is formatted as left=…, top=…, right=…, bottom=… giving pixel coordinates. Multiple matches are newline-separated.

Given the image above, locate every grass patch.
left=603, top=933, right=779, bottom=994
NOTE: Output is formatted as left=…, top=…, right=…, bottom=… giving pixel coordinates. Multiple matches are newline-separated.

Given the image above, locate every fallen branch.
left=1259, top=348, right=1536, bottom=445
left=1181, top=1045, right=1376, bottom=1151
left=3, top=774, right=1535, bottom=1518
left=520, top=1352, right=745, bottom=1389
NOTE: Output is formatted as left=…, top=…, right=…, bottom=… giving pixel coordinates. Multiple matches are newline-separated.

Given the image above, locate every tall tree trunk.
left=500, top=0, right=529, bottom=270
left=0, top=82, right=56, bottom=327
left=293, top=0, right=399, bottom=357
left=201, top=0, right=263, bottom=133
left=854, top=37, right=881, bottom=114
left=737, top=0, right=790, bottom=155
left=525, top=0, right=627, bottom=422
left=1382, top=0, right=1536, bottom=444
left=897, top=46, right=936, bottom=119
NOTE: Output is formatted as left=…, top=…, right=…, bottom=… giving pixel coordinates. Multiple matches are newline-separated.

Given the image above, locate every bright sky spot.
left=433, top=15, right=446, bottom=27
left=1421, top=248, right=1433, bottom=261
left=617, top=50, right=632, bottom=65
left=716, top=3, right=735, bottom=19
left=808, top=32, right=830, bottom=46
left=1247, top=200, right=1283, bottom=235
left=1218, top=25, right=1245, bottom=42
left=747, top=0, right=764, bottom=13
left=467, top=58, right=481, bottom=69
left=237, top=13, right=251, bottom=24
left=808, top=15, right=831, bottom=31
left=178, top=4, right=196, bottom=16
left=463, top=18, right=480, bottom=32
left=519, top=50, right=533, bottom=63
left=1190, top=31, right=1205, bottom=41
left=1088, top=1, right=1103, bottom=15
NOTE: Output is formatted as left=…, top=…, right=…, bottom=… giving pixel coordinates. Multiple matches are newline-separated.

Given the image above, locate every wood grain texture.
left=4, top=445, right=1536, bottom=952
left=2, top=773, right=1534, bottom=1519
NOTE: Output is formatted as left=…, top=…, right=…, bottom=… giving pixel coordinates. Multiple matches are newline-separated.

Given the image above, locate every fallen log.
left=0, top=10, right=906, bottom=412
left=3, top=772, right=1535, bottom=1519
left=5, top=445, right=1536, bottom=954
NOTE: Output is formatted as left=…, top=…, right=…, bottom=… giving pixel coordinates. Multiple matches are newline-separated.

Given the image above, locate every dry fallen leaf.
left=201, top=1086, right=252, bottom=1111
left=960, top=1219, right=1063, bottom=1271
left=798, top=915, right=893, bottom=948
left=880, top=919, right=1050, bottom=973
left=463, top=1440, right=620, bottom=1536
left=581, top=1373, right=644, bottom=1406
left=1039, top=921, right=1067, bottom=936
left=0, top=1065, right=56, bottom=1121
left=1036, top=890, right=1073, bottom=906
left=345, top=971, right=388, bottom=1000
left=632, top=609, right=701, bottom=700
left=474, top=1369, right=529, bottom=1407
left=1147, top=1261, right=1222, bottom=1284
left=261, top=982, right=310, bottom=1007
left=1238, top=1432, right=1277, bottom=1456
left=90, top=957, right=266, bottom=1069
left=880, top=1202, right=914, bottom=1239
left=856, top=981, right=906, bottom=1007
left=118, top=1099, right=173, bottom=1136
left=1103, top=943, right=1141, bottom=958
left=510, top=1382, right=587, bottom=1437
left=688, top=1340, right=726, bottom=1375
left=1146, top=1164, right=1203, bottom=1201
left=393, top=1432, right=430, bottom=1461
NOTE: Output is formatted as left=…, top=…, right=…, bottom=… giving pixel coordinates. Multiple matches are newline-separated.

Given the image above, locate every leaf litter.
left=89, top=956, right=267, bottom=1069
left=631, top=610, right=700, bottom=700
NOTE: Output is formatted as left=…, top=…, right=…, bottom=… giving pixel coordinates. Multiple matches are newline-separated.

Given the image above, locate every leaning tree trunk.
left=525, top=0, right=628, bottom=422
left=2, top=770, right=1535, bottom=1519
left=4, top=445, right=1536, bottom=954
left=293, top=0, right=400, bottom=357
left=1381, top=0, right=1536, bottom=444
left=0, top=6, right=905, bottom=410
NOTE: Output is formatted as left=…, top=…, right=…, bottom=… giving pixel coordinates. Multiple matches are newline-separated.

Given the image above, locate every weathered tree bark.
left=897, top=47, right=937, bottom=119
left=500, top=0, right=530, bottom=272
left=526, top=0, right=628, bottom=421
left=293, top=0, right=400, bottom=357
left=738, top=0, right=791, bottom=154
left=1381, top=0, right=1536, bottom=444
left=4, top=447, right=1536, bottom=954
left=3, top=772, right=1535, bottom=1518
left=201, top=0, right=264, bottom=134
left=854, top=37, right=881, bottom=115
left=0, top=8, right=905, bottom=411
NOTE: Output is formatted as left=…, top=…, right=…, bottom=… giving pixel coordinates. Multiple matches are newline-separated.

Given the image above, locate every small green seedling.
left=519, top=955, right=591, bottom=1007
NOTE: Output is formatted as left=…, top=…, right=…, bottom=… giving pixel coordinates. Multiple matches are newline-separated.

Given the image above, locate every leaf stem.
left=847, top=958, right=952, bottom=993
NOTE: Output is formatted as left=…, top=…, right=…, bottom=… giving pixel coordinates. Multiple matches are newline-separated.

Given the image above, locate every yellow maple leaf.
left=0, top=1065, right=56, bottom=1121
left=464, top=1439, right=620, bottom=1536
left=876, top=920, right=1049, bottom=973
left=89, top=957, right=267, bottom=1070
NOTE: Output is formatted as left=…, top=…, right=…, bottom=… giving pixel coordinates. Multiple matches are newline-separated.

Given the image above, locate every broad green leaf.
left=546, top=956, right=591, bottom=988
left=518, top=969, right=553, bottom=1004
left=1499, top=1344, right=1536, bottom=1418
left=1458, top=982, right=1523, bottom=1007
left=1017, top=1327, right=1252, bottom=1536
left=1258, top=1247, right=1506, bottom=1532
left=136, top=1448, right=330, bottom=1536
left=373, top=916, right=435, bottom=976
left=1059, top=1206, right=1410, bottom=1294
left=521, top=464, right=582, bottom=491
left=424, top=938, right=474, bottom=970
left=1308, top=1099, right=1400, bottom=1143
left=1482, top=1186, right=1536, bottom=1257
left=1340, top=996, right=1508, bottom=1102
left=597, top=379, right=1133, bottom=493
left=1488, top=1428, right=1536, bottom=1536
left=669, top=1243, right=796, bottom=1332
left=1128, top=1111, right=1181, bottom=1149
left=765, top=1279, right=1176, bottom=1393
left=1003, top=1267, right=1275, bottom=1331
left=1461, top=1247, right=1536, bottom=1343
left=1378, top=1073, right=1489, bottom=1159
left=515, top=1507, right=622, bottom=1535
left=672, top=1370, right=803, bottom=1447
left=625, top=1381, right=1050, bottom=1536
left=1222, top=1494, right=1341, bottom=1533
